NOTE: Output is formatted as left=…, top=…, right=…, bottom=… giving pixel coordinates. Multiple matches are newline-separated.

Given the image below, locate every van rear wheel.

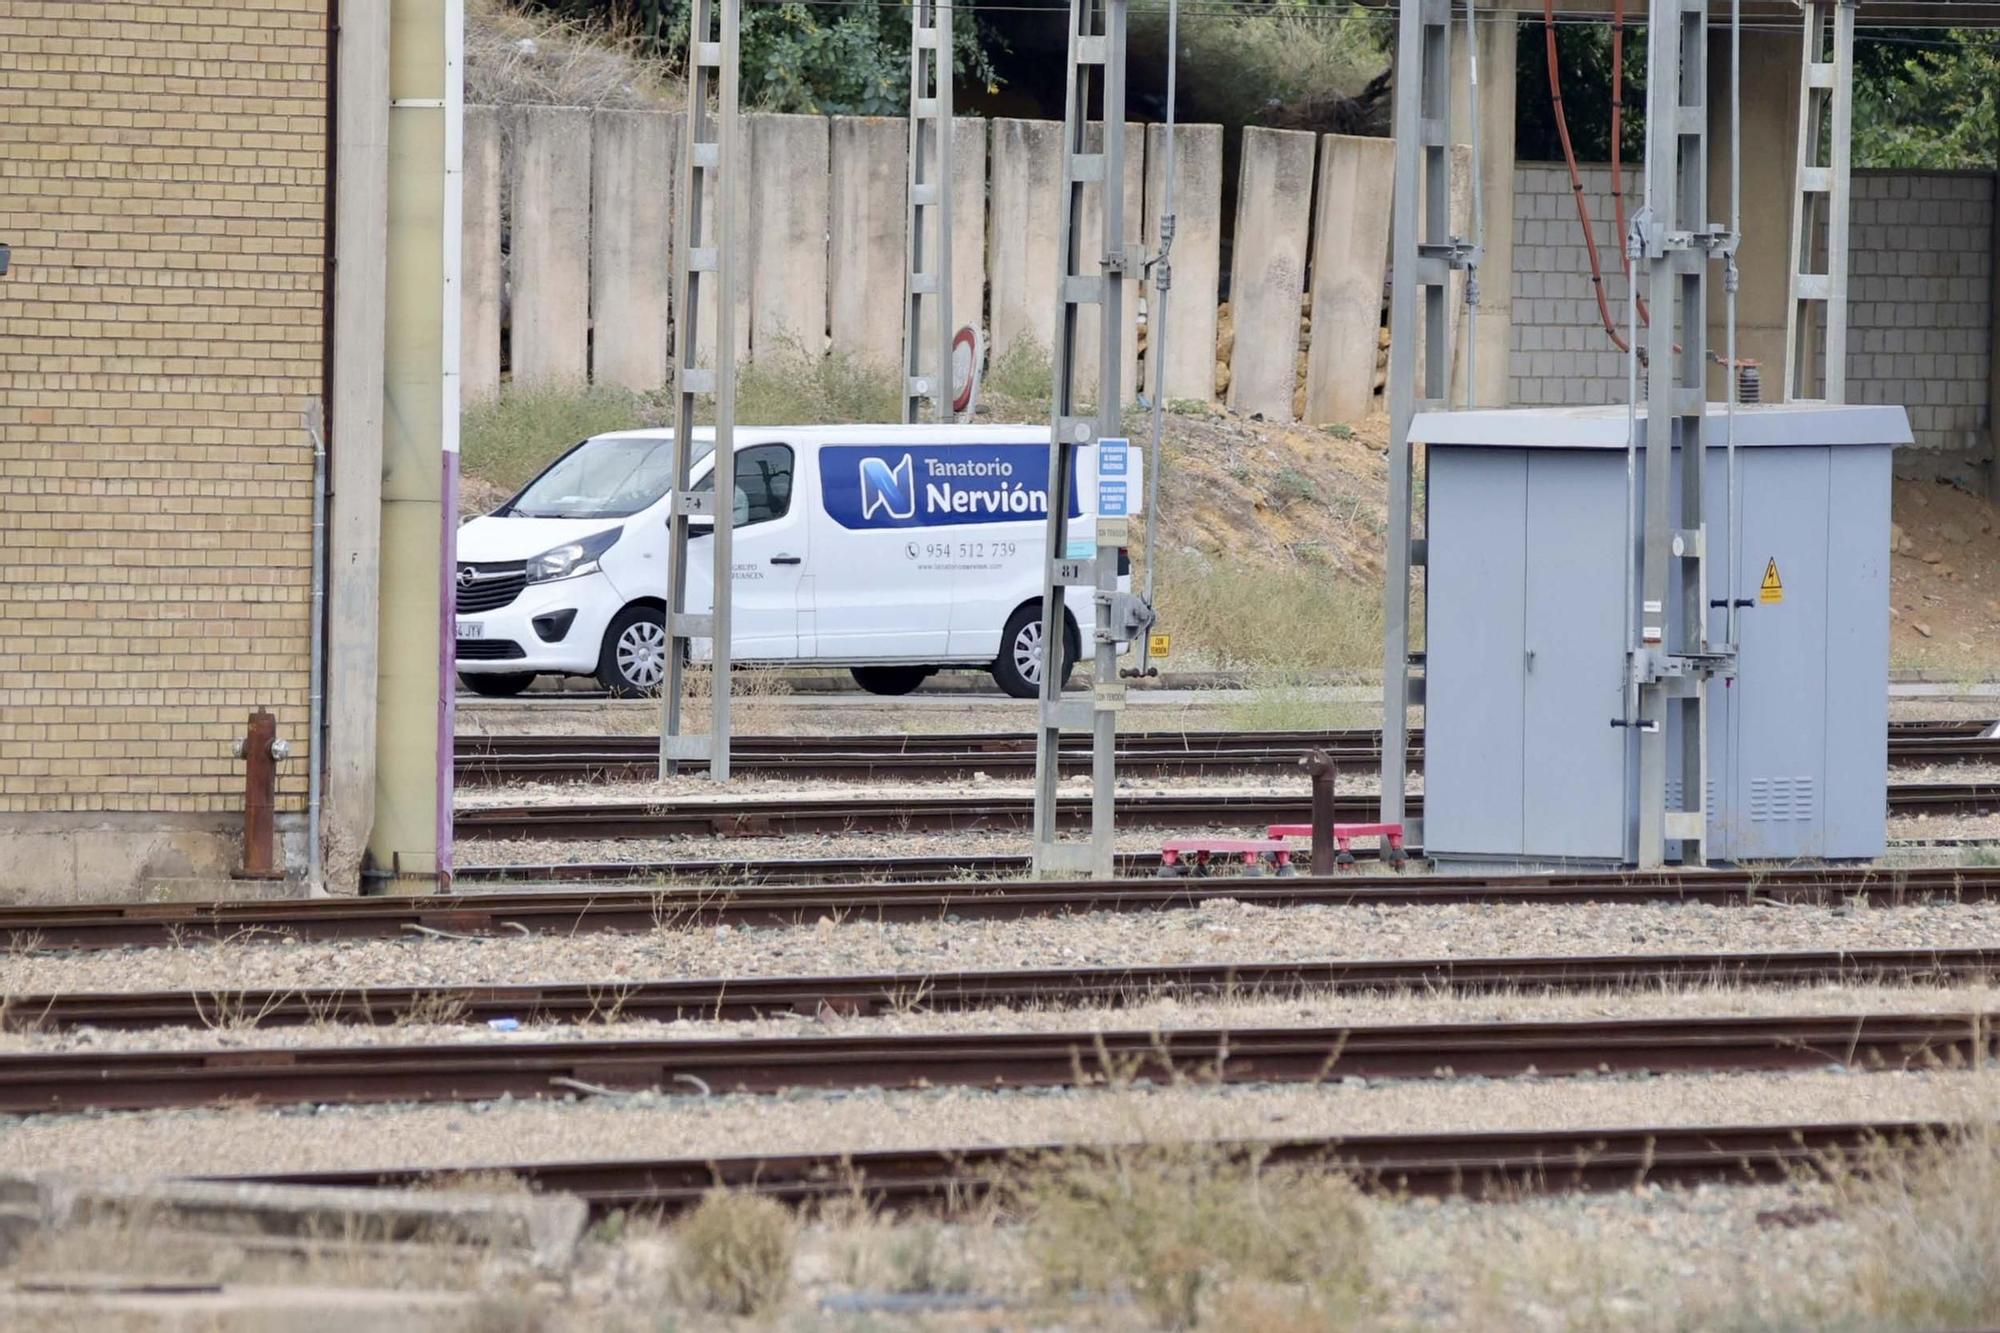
left=850, top=666, right=932, bottom=696
left=992, top=605, right=1077, bottom=699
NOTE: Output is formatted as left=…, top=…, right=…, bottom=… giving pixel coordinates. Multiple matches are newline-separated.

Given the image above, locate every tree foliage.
left=1852, top=30, right=2000, bottom=170
left=530, top=0, right=1001, bottom=116
left=1517, top=22, right=1999, bottom=171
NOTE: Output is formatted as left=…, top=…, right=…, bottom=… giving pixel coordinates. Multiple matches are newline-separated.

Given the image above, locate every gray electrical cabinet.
left=1414, top=403, right=1908, bottom=867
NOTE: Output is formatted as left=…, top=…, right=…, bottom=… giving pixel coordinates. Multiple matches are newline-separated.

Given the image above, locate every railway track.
left=216, top=1119, right=1958, bottom=1213
left=455, top=838, right=2000, bottom=888
left=3, top=1010, right=1987, bottom=1114
left=6, top=865, right=1997, bottom=950
left=455, top=781, right=1999, bottom=841
left=456, top=719, right=1999, bottom=786
left=13, top=946, right=1999, bottom=1033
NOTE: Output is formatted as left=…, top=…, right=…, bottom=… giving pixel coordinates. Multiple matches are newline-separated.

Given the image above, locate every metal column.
left=1380, top=0, right=1467, bottom=851
left=1633, top=0, right=1726, bottom=867
left=903, top=0, right=956, bottom=425
left=1783, top=0, right=1855, bottom=403
left=1031, top=0, right=1130, bottom=879
left=659, top=0, right=741, bottom=781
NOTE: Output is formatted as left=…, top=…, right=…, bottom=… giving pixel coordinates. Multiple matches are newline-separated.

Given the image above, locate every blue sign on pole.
left=1098, top=436, right=1129, bottom=476
left=1100, top=480, right=1129, bottom=517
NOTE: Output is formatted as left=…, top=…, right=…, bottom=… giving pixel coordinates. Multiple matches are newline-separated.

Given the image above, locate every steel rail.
left=6, top=866, right=1998, bottom=951
left=2, top=1010, right=1989, bottom=1114
left=11, top=947, right=2000, bottom=1034
left=454, top=782, right=1997, bottom=841
left=215, top=1119, right=1960, bottom=1213
left=454, top=722, right=1998, bottom=785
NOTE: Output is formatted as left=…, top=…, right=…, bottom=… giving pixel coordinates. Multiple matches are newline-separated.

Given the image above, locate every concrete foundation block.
left=1304, top=134, right=1394, bottom=424
left=987, top=118, right=1064, bottom=369
left=1228, top=126, right=1316, bottom=420
left=46, top=1176, right=587, bottom=1273
left=509, top=106, right=592, bottom=386
left=590, top=110, right=674, bottom=391
left=828, top=116, right=907, bottom=373
left=1143, top=123, right=1223, bottom=403
left=460, top=106, right=502, bottom=403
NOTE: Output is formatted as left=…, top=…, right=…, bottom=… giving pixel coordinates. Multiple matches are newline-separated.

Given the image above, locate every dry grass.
left=1008, top=1140, right=1374, bottom=1329
left=1156, top=548, right=1384, bottom=673
left=1831, top=1124, right=2000, bottom=1329
left=465, top=0, right=679, bottom=110
left=670, top=1190, right=796, bottom=1317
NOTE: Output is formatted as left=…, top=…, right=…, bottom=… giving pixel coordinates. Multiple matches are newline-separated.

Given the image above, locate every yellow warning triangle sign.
left=1759, top=557, right=1784, bottom=604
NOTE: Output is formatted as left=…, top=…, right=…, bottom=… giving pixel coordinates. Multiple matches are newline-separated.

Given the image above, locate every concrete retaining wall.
left=590, top=110, right=674, bottom=390
left=1228, top=127, right=1316, bottom=419
left=508, top=107, right=591, bottom=385
left=481, top=108, right=1416, bottom=423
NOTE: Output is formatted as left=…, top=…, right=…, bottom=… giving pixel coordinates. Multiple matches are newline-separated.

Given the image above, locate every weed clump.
left=671, top=1190, right=796, bottom=1317
left=1837, top=1126, right=2000, bottom=1328
left=1010, top=1142, right=1373, bottom=1329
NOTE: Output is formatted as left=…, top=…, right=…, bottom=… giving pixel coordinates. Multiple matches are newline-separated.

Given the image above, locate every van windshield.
left=505, top=436, right=712, bottom=519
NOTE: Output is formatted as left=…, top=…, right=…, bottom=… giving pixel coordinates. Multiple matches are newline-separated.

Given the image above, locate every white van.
left=453, top=425, right=1139, bottom=699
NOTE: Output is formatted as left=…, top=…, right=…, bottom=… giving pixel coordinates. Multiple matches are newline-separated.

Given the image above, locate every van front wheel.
left=850, top=666, right=932, bottom=696
left=597, top=605, right=669, bottom=697
left=992, top=605, right=1077, bottom=699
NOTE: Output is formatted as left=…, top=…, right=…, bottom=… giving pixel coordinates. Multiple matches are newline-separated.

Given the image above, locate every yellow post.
left=370, top=0, right=462, bottom=891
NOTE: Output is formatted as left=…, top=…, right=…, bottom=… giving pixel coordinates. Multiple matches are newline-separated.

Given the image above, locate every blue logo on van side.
left=823, top=444, right=1079, bottom=530
left=858, top=455, right=916, bottom=521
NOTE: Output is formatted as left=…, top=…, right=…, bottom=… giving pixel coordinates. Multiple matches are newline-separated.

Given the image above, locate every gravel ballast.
left=0, top=1067, right=1987, bottom=1180
left=2, top=980, right=1993, bottom=1056
left=14, top=899, right=2000, bottom=996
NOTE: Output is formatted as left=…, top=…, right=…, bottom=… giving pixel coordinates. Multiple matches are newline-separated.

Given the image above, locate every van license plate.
left=457, top=621, right=485, bottom=639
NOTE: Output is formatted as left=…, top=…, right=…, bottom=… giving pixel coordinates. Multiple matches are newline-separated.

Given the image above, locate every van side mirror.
left=684, top=516, right=715, bottom=537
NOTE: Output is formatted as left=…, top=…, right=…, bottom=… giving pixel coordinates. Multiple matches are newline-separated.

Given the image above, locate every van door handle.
left=770, top=554, right=802, bottom=565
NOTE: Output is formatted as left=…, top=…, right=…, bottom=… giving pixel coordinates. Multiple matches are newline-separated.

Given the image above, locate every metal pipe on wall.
left=306, top=403, right=328, bottom=893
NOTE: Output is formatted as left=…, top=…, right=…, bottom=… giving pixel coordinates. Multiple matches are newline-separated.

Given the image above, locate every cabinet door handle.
left=770, top=554, right=802, bottom=565
left=1525, top=648, right=1536, bottom=671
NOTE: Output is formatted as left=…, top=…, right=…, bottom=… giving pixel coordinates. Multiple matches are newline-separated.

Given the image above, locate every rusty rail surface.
left=2, top=1011, right=1990, bottom=1114
left=215, top=1119, right=1958, bottom=1213
left=453, top=782, right=1996, bottom=842
left=10, top=947, right=2000, bottom=1034
left=6, top=866, right=1998, bottom=951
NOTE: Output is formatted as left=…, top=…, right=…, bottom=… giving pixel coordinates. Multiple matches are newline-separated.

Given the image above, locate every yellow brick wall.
left=0, top=1, right=326, bottom=815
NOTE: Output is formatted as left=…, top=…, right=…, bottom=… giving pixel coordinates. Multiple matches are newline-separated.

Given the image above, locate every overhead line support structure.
left=659, top=0, right=742, bottom=782
left=1380, top=0, right=1475, bottom=852
left=1630, top=0, right=1730, bottom=866
left=903, top=0, right=956, bottom=425
left=1783, top=0, right=1856, bottom=403
left=1032, top=0, right=1134, bottom=879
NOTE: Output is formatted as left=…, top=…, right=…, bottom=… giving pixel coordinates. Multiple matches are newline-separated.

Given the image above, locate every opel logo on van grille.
left=457, top=565, right=478, bottom=589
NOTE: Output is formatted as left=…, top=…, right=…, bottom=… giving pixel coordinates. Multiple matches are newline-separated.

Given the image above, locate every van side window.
left=692, top=444, right=793, bottom=527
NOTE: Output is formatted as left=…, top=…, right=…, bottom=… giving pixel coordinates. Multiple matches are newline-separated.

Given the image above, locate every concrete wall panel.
left=1227, top=126, right=1316, bottom=420
left=510, top=106, right=592, bottom=385
left=1143, top=123, right=1223, bottom=403
left=827, top=116, right=907, bottom=372
left=988, top=118, right=1064, bottom=368
left=461, top=105, right=502, bottom=402
left=1075, top=122, right=1145, bottom=406
left=1304, top=134, right=1393, bottom=425
left=590, top=109, right=673, bottom=391
left=749, top=113, right=829, bottom=358
left=913, top=117, right=990, bottom=362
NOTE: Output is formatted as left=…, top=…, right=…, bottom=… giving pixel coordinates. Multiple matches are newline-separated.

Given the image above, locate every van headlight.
left=525, top=528, right=621, bottom=583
